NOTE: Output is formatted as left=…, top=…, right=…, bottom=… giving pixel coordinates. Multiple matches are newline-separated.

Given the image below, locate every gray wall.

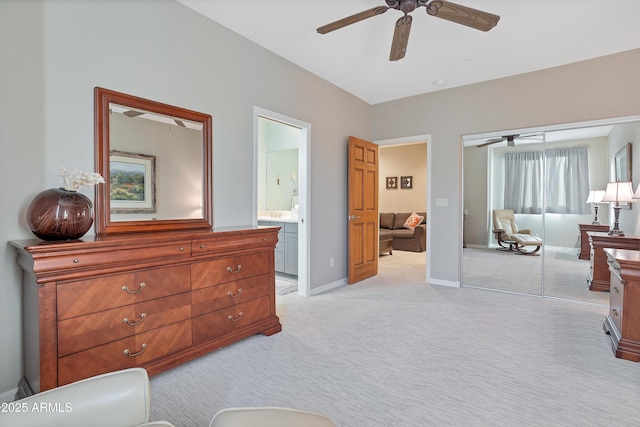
left=372, top=49, right=640, bottom=284
left=2, top=0, right=640, bottom=400
left=0, top=0, right=369, bottom=398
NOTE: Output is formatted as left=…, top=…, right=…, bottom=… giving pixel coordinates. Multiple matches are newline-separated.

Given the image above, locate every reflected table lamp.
left=586, top=189, right=605, bottom=224
left=602, top=181, right=634, bottom=236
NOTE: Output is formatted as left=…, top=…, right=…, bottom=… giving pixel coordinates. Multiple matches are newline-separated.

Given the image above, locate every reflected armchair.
left=492, top=209, right=531, bottom=250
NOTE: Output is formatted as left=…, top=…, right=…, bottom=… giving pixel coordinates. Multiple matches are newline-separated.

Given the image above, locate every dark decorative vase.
left=26, top=188, right=94, bottom=240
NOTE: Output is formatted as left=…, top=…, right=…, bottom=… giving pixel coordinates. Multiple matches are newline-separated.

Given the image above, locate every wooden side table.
left=577, top=223, right=609, bottom=259
left=603, top=248, right=640, bottom=362
left=588, top=232, right=640, bottom=291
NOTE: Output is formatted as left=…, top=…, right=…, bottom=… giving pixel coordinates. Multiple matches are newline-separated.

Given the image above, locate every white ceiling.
left=178, top=0, right=640, bottom=105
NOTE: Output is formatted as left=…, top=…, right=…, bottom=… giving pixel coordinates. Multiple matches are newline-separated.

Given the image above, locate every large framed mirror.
left=94, top=87, right=212, bottom=235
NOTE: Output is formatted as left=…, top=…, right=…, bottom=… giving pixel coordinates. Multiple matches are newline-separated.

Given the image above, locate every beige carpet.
left=149, top=250, right=638, bottom=426
left=463, top=246, right=609, bottom=306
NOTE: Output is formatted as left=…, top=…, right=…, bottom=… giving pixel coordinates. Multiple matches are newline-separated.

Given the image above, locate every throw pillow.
left=403, top=212, right=424, bottom=231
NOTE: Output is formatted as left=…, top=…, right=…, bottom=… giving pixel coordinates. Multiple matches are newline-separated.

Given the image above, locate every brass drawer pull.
left=227, top=288, right=243, bottom=298
left=123, top=343, right=147, bottom=357
left=122, top=282, right=146, bottom=294
left=123, top=313, right=147, bottom=326
left=612, top=309, right=619, bottom=317
left=228, top=312, right=243, bottom=322
left=227, top=265, right=242, bottom=274
left=200, top=244, right=206, bottom=249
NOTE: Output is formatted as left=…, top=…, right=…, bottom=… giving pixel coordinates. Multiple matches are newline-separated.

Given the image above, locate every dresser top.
left=10, top=225, right=280, bottom=253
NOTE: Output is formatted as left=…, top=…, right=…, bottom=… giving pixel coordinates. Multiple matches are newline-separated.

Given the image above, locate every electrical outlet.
left=329, top=257, right=334, bottom=268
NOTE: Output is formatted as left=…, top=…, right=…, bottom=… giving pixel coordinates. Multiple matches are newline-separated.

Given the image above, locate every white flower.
left=60, top=167, right=105, bottom=191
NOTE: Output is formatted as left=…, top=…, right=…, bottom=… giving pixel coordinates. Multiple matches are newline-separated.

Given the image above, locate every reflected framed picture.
left=386, top=176, right=397, bottom=189
left=614, top=142, right=632, bottom=209
left=401, top=176, right=413, bottom=189
left=110, top=150, right=156, bottom=213
left=615, top=142, right=632, bottom=182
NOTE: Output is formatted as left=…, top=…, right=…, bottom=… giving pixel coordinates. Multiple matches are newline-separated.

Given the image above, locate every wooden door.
left=348, top=136, right=379, bottom=283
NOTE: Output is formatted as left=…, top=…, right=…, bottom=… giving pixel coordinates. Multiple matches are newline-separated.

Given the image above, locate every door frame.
left=252, top=107, right=310, bottom=297
left=375, top=134, right=431, bottom=284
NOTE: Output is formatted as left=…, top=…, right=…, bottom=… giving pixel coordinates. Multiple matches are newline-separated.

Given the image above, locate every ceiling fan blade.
left=317, top=6, right=389, bottom=34
left=123, top=110, right=144, bottom=118
left=476, top=137, right=505, bottom=148
left=426, top=0, right=500, bottom=32
left=389, top=15, right=412, bottom=61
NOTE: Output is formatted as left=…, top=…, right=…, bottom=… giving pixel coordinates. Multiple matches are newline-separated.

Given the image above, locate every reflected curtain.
left=545, top=147, right=590, bottom=214
left=504, top=151, right=543, bottom=214
left=504, top=147, right=590, bottom=214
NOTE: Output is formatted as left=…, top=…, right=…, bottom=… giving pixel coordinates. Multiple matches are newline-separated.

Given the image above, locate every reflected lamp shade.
left=601, top=181, right=634, bottom=205
left=585, top=190, right=605, bottom=204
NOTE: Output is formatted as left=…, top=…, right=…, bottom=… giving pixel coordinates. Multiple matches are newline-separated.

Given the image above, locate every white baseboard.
left=0, top=387, right=17, bottom=403
left=465, top=243, right=488, bottom=249
left=310, top=278, right=347, bottom=296
left=428, top=278, right=460, bottom=288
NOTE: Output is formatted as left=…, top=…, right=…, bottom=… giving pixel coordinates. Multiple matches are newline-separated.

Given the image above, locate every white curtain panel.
left=504, top=147, right=590, bottom=214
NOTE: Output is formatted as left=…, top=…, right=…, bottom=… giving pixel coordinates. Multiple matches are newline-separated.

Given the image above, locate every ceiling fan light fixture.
left=399, top=0, right=417, bottom=14
left=385, top=0, right=400, bottom=7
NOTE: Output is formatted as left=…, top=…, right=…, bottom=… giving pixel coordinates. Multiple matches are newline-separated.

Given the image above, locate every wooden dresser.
left=577, top=224, right=609, bottom=260
left=587, top=232, right=640, bottom=292
left=603, top=248, right=640, bottom=362
left=10, top=226, right=282, bottom=393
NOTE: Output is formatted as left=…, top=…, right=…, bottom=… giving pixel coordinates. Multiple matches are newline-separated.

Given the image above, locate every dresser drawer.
left=57, top=292, right=191, bottom=357
left=33, top=241, right=191, bottom=274
left=192, top=232, right=278, bottom=255
left=192, top=296, right=271, bottom=343
left=610, top=277, right=624, bottom=333
left=191, top=252, right=271, bottom=290
left=57, top=265, right=191, bottom=319
left=57, top=319, right=192, bottom=386
left=191, top=274, right=270, bottom=317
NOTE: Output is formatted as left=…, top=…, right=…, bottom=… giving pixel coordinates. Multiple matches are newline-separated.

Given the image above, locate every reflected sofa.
left=379, top=212, right=426, bottom=252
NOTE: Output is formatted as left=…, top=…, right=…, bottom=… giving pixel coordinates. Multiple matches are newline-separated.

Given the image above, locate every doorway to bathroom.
left=254, top=108, right=310, bottom=296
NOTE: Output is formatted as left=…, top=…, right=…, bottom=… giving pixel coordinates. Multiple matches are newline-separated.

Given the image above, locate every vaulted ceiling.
left=178, top=0, right=640, bottom=105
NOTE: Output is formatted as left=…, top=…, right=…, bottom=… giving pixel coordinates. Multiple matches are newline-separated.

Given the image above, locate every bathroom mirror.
left=94, top=87, right=212, bottom=235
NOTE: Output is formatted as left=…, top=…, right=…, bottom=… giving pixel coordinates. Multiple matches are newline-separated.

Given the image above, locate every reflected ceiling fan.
left=476, top=134, right=541, bottom=148
left=317, top=0, right=500, bottom=61
left=123, top=109, right=186, bottom=127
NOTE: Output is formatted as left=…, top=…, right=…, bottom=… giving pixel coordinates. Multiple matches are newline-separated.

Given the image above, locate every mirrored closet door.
left=462, top=120, right=640, bottom=306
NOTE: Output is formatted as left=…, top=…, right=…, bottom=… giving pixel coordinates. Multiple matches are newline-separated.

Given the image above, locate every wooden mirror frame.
left=94, top=87, right=213, bottom=235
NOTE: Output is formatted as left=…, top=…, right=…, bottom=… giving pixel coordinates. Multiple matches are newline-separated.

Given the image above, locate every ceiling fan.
left=476, top=134, right=541, bottom=148
left=317, top=0, right=500, bottom=61
left=123, top=110, right=186, bottom=127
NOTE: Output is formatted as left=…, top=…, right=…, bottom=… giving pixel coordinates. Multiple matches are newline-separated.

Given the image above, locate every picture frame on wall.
left=110, top=150, right=156, bottom=213
left=386, top=176, right=398, bottom=189
left=401, top=176, right=412, bottom=189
